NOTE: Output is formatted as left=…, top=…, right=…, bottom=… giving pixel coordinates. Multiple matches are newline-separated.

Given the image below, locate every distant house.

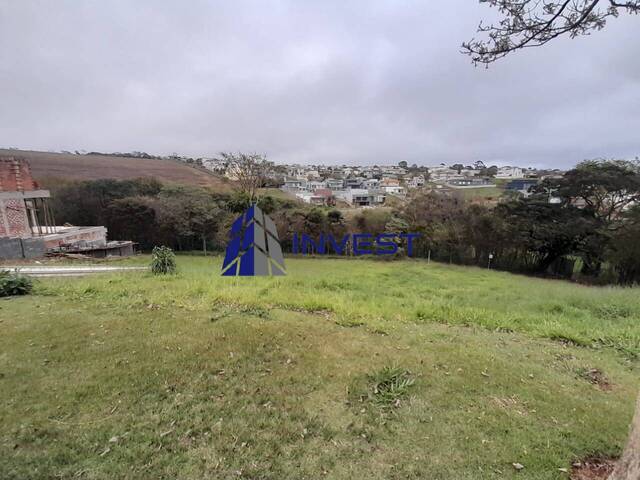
left=325, top=178, right=344, bottom=190
left=496, top=166, right=524, bottom=179
left=428, top=166, right=463, bottom=184
left=448, top=177, right=493, bottom=187
left=304, top=180, right=325, bottom=192
left=335, top=188, right=385, bottom=207
left=282, top=178, right=306, bottom=191
left=201, top=158, right=227, bottom=173
left=362, top=178, right=380, bottom=189
left=314, top=188, right=335, bottom=206
left=407, top=175, right=425, bottom=188
left=345, top=177, right=364, bottom=189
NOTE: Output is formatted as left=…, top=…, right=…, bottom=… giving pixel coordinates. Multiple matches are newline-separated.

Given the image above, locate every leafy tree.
left=451, top=163, right=464, bottom=174
left=48, top=178, right=163, bottom=227
left=257, top=195, right=276, bottom=214
left=327, top=209, right=344, bottom=224
left=497, top=199, right=595, bottom=272
left=227, top=190, right=252, bottom=213
left=397, top=191, right=467, bottom=261
left=154, top=185, right=223, bottom=253
left=607, top=206, right=640, bottom=284
left=104, top=197, right=157, bottom=250
left=479, top=165, right=498, bottom=177
left=463, top=203, right=503, bottom=264
left=541, top=159, right=640, bottom=225
left=536, top=159, right=640, bottom=275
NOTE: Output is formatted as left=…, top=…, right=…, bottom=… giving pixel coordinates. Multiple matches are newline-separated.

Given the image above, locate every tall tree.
left=536, top=160, right=640, bottom=275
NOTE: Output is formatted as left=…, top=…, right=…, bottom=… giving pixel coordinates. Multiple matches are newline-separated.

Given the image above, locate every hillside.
left=0, top=149, right=231, bottom=190
left=1, top=256, right=638, bottom=479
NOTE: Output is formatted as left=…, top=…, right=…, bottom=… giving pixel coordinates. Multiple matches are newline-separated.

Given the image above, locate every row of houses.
left=200, top=157, right=561, bottom=207
left=282, top=176, right=418, bottom=206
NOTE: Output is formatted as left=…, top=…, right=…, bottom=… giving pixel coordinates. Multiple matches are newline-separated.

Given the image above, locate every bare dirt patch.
left=576, top=367, right=613, bottom=391
left=1, top=149, right=231, bottom=190
left=570, top=456, right=616, bottom=480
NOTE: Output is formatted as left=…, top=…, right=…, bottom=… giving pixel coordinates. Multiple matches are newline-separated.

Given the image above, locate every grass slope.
left=1, top=256, right=638, bottom=479
left=0, top=149, right=231, bottom=189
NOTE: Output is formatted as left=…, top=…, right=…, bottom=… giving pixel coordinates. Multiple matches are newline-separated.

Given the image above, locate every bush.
left=0, top=270, right=33, bottom=297
left=151, top=246, right=177, bottom=275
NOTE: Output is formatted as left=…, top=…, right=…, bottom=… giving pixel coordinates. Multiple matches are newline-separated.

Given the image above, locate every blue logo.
left=292, top=233, right=420, bottom=256
left=221, top=204, right=286, bottom=276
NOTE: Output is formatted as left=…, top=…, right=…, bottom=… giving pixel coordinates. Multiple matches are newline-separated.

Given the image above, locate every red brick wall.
left=0, top=198, right=30, bottom=237
left=0, top=203, right=6, bottom=237
left=0, top=157, right=39, bottom=192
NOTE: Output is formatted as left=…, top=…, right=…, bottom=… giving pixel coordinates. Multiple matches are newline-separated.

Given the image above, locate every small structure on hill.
left=0, top=156, right=134, bottom=259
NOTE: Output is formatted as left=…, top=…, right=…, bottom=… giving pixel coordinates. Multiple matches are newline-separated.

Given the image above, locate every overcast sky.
left=0, top=1, right=638, bottom=168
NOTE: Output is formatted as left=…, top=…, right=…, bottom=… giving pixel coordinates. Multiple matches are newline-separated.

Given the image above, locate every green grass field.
left=1, top=256, right=639, bottom=479
left=456, top=186, right=505, bottom=200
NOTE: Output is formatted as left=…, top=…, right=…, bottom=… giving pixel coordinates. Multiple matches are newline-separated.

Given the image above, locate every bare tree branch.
left=217, top=152, right=273, bottom=202
left=462, top=0, right=640, bottom=65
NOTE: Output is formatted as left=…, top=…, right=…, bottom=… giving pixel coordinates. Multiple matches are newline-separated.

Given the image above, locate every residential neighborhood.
left=202, top=156, right=564, bottom=206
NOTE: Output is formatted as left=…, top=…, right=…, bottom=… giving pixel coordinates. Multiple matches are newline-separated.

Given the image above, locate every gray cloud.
left=0, top=0, right=638, bottom=168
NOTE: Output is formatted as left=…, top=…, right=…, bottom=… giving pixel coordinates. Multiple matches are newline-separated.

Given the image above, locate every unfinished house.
left=0, top=157, right=134, bottom=259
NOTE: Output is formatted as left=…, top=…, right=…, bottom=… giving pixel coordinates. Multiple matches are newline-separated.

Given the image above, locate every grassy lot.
left=456, top=186, right=505, bottom=200
left=1, top=256, right=639, bottom=479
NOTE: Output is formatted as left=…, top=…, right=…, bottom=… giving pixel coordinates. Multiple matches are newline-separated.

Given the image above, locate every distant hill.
left=0, top=149, right=231, bottom=190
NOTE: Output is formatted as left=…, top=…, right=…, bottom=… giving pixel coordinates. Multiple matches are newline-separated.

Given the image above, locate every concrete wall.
left=0, top=237, right=22, bottom=259
left=0, top=237, right=45, bottom=260
left=21, top=237, right=46, bottom=258
left=42, top=226, right=107, bottom=249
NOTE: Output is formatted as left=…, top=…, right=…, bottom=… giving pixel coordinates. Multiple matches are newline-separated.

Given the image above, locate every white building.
left=496, top=166, right=524, bottom=179
left=407, top=175, right=425, bottom=188
left=382, top=185, right=406, bottom=195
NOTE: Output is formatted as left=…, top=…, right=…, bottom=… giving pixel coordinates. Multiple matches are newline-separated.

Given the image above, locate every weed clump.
left=367, top=366, right=416, bottom=409
left=151, top=246, right=177, bottom=275
left=0, top=270, right=33, bottom=297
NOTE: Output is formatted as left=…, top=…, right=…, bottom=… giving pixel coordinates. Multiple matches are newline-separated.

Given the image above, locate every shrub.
left=0, top=270, right=33, bottom=297
left=151, top=246, right=177, bottom=275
